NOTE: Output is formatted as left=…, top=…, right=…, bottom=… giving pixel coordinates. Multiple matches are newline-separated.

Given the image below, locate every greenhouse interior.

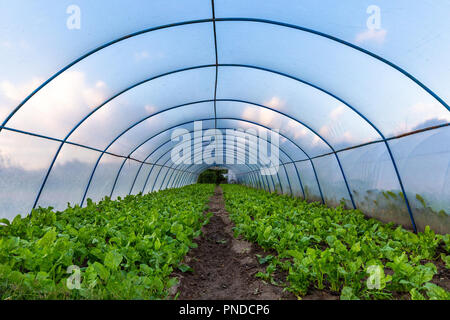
left=0, top=0, right=449, bottom=303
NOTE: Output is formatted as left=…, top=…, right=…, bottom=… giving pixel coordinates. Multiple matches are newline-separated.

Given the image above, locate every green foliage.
left=197, top=169, right=227, bottom=184
left=340, top=286, right=360, bottom=300
left=415, top=194, right=427, bottom=208
left=221, top=184, right=449, bottom=300
left=0, top=184, right=214, bottom=299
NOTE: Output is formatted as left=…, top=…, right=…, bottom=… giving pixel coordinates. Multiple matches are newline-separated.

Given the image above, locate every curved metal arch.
left=123, top=126, right=304, bottom=196
left=103, top=115, right=324, bottom=206
left=239, top=171, right=258, bottom=189
left=30, top=59, right=350, bottom=209
left=165, top=163, right=211, bottom=189
left=251, top=171, right=267, bottom=191
left=106, top=159, right=198, bottom=198
left=32, top=58, right=393, bottom=211
left=163, top=166, right=185, bottom=190
left=167, top=142, right=296, bottom=195
left=150, top=161, right=258, bottom=193
left=113, top=104, right=326, bottom=198
left=154, top=135, right=295, bottom=195
left=92, top=82, right=416, bottom=227
left=242, top=167, right=271, bottom=192
left=143, top=136, right=280, bottom=194
left=115, top=116, right=319, bottom=202
left=111, top=125, right=281, bottom=199
left=135, top=138, right=259, bottom=190
left=87, top=115, right=289, bottom=207
left=7, top=33, right=446, bottom=203
left=109, top=123, right=301, bottom=200
left=139, top=137, right=277, bottom=194
left=91, top=107, right=311, bottom=205
left=154, top=145, right=285, bottom=194
left=129, top=123, right=306, bottom=198
left=186, top=164, right=270, bottom=191
left=216, top=97, right=359, bottom=206
left=148, top=148, right=275, bottom=194
left=184, top=163, right=272, bottom=192
left=238, top=169, right=269, bottom=191
left=140, top=143, right=263, bottom=195
left=187, top=162, right=276, bottom=193
left=174, top=169, right=197, bottom=189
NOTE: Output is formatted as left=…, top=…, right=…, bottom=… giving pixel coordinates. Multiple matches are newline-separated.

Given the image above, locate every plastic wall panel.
left=254, top=175, right=260, bottom=189
left=161, top=168, right=176, bottom=190
left=130, top=163, right=153, bottom=195
left=0, top=131, right=60, bottom=220
left=86, top=153, right=124, bottom=203
left=312, top=155, right=352, bottom=208
left=275, top=166, right=288, bottom=194
left=111, top=159, right=141, bottom=200
left=285, top=163, right=303, bottom=198
left=166, top=169, right=180, bottom=189
left=157, top=167, right=172, bottom=191
left=294, top=161, right=321, bottom=202
left=339, top=142, right=413, bottom=229
left=152, top=167, right=169, bottom=191
left=37, top=144, right=99, bottom=210
left=389, top=126, right=450, bottom=234
left=180, top=173, right=189, bottom=188
left=255, top=173, right=264, bottom=190
left=166, top=169, right=178, bottom=188
left=143, top=165, right=161, bottom=194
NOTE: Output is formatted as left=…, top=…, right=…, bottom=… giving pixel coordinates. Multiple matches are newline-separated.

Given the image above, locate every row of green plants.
left=0, top=184, right=215, bottom=299
left=221, top=184, right=450, bottom=300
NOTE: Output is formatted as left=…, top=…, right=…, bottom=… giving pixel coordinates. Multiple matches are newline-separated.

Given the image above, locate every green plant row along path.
left=0, top=184, right=215, bottom=299
left=221, top=184, right=450, bottom=300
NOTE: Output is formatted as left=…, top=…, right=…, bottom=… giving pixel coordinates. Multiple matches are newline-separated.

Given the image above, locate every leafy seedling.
left=178, top=264, right=193, bottom=273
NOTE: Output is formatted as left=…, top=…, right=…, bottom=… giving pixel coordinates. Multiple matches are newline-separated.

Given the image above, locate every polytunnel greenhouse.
left=0, top=0, right=449, bottom=304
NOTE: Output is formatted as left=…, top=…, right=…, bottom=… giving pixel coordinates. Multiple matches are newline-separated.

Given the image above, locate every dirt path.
left=173, top=186, right=296, bottom=300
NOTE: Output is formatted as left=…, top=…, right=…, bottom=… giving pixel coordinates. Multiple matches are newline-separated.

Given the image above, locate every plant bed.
left=0, top=184, right=215, bottom=299
left=221, top=184, right=450, bottom=300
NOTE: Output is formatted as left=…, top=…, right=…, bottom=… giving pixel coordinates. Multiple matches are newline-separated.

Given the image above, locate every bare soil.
left=172, top=186, right=296, bottom=300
